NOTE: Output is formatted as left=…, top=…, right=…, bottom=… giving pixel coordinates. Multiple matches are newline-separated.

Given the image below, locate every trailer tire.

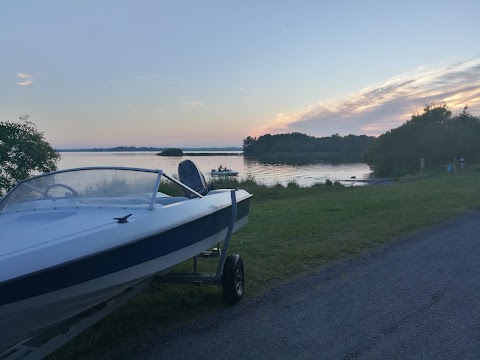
left=222, top=254, right=244, bottom=305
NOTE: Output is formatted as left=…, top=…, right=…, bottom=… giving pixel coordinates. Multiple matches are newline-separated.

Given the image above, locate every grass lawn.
left=51, top=165, right=480, bottom=359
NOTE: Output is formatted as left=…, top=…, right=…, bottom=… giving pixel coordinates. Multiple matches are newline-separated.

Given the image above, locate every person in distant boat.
left=446, top=163, right=453, bottom=174
left=218, top=165, right=223, bottom=172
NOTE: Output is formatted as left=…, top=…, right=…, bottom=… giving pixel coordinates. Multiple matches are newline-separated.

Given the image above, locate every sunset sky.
left=1, top=1, right=479, bottom=148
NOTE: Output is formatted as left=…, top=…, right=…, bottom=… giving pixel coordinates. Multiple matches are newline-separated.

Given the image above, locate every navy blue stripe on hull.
left=0, top=198, right=250, bottom=306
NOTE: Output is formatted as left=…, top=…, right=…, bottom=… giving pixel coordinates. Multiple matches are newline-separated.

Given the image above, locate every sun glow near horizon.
left=254, top=57, right=480, bottom=139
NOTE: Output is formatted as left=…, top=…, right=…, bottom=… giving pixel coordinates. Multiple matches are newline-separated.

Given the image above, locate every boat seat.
left=178, top=160, right=209, bottom=198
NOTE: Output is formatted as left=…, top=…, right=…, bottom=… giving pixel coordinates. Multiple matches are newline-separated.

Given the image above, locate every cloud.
left=191, top=101, right=205, bottom=108
left=16, top=73, right=36, bottom=86
left=17, top=73, right=33, bottom=78
left=17, top=80, right=35, bottom=86
left=256, top=57, right=480, bottom=137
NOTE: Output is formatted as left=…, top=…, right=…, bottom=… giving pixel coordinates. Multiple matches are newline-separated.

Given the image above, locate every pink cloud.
left=255, top=57, right=480, bottom=137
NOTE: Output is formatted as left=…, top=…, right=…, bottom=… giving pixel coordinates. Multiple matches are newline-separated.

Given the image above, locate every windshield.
left=0, top=168, right=162, bottom=213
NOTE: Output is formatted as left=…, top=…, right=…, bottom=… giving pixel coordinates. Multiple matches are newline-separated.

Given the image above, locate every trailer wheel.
left=222, top=254, right=244, bottom=304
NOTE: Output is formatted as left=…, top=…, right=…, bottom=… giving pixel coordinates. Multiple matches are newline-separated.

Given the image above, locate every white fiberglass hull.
left=0, top=190, right=250, bottom=347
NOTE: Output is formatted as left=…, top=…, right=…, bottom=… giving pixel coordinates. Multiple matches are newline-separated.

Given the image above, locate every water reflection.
left=243, top=158, right=371, bottom=187
left=58, top=152, right=372, bottom=187
left=246, top=152, right=365, bottom=165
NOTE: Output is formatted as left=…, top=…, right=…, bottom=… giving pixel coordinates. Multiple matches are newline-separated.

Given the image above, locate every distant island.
left=57, top=146, right=242, bottom=152
left=242, top=133, right=374, bottom=163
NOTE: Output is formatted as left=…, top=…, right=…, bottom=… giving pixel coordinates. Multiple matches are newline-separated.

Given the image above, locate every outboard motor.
left=178, top=160, right=209, bottom=198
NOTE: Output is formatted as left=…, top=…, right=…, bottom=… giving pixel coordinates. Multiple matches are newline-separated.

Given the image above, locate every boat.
left=0, top=160, right=251, bottom=348
left=211, top=168, right=239, bottom=176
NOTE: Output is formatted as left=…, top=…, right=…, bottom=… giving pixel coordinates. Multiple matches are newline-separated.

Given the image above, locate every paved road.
left=101, top=211, right=480, bottom=360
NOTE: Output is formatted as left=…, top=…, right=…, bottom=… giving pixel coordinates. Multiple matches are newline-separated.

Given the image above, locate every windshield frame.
left=0, top=167, right=164, bottom=214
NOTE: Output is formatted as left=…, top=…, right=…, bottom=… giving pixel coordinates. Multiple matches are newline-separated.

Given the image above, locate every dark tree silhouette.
left=0, top=116, right=60, bottom=196
left=364, top=104, right=480, bottom=176
left=242, top=132, right=374, bottom=158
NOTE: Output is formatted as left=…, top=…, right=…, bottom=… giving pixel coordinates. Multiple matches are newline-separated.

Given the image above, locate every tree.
left=242, top=136, right=257, bottom=155
left=0, top=116, right=60, bottom=196
left=364, top=103, right=480, bottom=177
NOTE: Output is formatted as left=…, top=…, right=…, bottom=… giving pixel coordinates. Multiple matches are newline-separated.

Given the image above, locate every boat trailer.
left=0, top=191, right=244, bottom=360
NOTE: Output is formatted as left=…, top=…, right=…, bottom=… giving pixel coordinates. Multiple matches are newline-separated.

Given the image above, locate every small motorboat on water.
left=0, top=160, right=251, bottom=349
left=211, top=168, right=239, bottom=176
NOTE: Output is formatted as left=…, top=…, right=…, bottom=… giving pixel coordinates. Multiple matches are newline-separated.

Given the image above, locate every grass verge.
left=51, top=166, right=480, bottom=359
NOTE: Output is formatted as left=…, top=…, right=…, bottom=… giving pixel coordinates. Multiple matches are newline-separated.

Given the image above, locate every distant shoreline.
left=57, top=147, right=242, bottom=152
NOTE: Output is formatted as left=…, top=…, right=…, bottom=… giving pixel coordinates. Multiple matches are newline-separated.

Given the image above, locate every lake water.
left=57, top=151, right=372, bottom=187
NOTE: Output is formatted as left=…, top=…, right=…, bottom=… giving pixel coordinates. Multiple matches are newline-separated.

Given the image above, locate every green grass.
left=50, top=166, right=480, bottom=359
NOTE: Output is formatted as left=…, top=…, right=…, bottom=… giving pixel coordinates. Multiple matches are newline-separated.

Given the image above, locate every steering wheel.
left=44, top=183, right=79, bottom=199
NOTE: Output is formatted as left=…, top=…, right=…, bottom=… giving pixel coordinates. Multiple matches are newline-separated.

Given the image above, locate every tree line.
left=243, top=132, right=374, bottom=157
left=364, top=104, right=480, bottom=177
left=243, top=104, right=480, bottom=177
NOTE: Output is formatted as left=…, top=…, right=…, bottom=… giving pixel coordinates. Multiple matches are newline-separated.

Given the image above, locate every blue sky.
left=1, top=0, right=479, bottom=148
